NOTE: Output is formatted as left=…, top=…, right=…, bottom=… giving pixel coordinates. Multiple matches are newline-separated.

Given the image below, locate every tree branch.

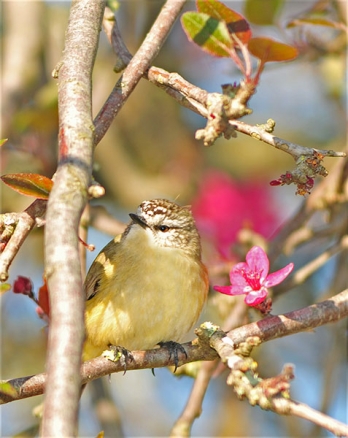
left=0, top=343, right=218, bottom=405
left=227, top=289, right=348, bottom=346
left=170, top=297, right=248, bottom=437
left=2, top=289, right=347, bottom=406
left=268, top=155, right=348, bottom=263
left=147, top=67, right=346, bottom=162
left=231, top=120, right=346, bottom=159
left=41, top=1, right=105, bottom=436
left=291, top=235, right=348, bottom=285
left=205, top=315, right=348, bottom=438
left=2, top=6, right=346, bottom=283
left=103, top=15, right=346, bottom=161
left=277, top=399, right=348, bottom=437
left=94, top=0, right=186, bottom=146
left=0, top=199, right=47, bottom=281
left=101, top=12, right=345, bottom=195
left=170, top=360, right=219, bottom=438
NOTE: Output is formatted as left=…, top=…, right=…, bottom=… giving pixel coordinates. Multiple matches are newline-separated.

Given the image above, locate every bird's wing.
left=84, top=234, right=122, bottom=301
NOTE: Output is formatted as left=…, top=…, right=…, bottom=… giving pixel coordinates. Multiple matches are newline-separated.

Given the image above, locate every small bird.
left=83, top=199, right=209, bottom=362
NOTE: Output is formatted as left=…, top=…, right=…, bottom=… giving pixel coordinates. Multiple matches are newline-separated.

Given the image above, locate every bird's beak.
left=129, top=213, right=148, bottom=229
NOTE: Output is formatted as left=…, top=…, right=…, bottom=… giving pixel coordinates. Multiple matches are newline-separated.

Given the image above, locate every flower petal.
left=213, top=285, right=233, bottom=295
left=229, top=262, right=250, bottom=288
left=245, top=246, right=269, bottom=282
left=244, top=288, right=268, bottom=306
left=264, top=262, right=294, bottom=287
left=214, top=285, right=245, bottom=296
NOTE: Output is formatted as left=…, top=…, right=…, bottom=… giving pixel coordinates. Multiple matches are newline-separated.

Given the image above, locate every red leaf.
left=197, top=0, right=252, bottom=44
left=38, top=277, right=50, bottom=317
left=1, top=173, right=53, bottom=199
left=248, top=37, right=298, bottom=63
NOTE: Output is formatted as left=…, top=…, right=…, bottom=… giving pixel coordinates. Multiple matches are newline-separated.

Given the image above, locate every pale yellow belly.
left=83, top=247, right=208, bottom=361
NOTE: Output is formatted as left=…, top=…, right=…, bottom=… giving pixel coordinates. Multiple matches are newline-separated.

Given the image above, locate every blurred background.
left=1, top=0, right=347, bottom=436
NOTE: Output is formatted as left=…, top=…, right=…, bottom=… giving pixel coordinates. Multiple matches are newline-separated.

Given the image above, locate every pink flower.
left=192, top=171, right=280, bottom=259
left=214, top=246, right=294, bottom=307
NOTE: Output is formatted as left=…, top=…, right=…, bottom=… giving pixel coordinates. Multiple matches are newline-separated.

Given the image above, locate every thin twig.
left=292, top=235, right=348, bottom=285
left=269, top=156, right=348, bottom=262
left=88, top=205, right=126, bottom=237
left=207, top=320, right=348, bottom=437
left=170, top=298, right=248, bottom=437
left=4, top=3, right=344, bottom=284
left=152, top=64, right=345, bottom=155
left=88, top=378, right=124, bottom=437
left=232, top=120, right=346, bottom=159
left=282, top=222, right=347, bottom=256
left=0, top=199, right=47, bottom=281
left=280, top=400, right=348, bottom=437
left=170, top=360, right=219, bottom=438
left=94, top=0, right=186, bottom=145
left=102, top=7, right=132, bottom=72
left=104, top=17, right=346, bottom=161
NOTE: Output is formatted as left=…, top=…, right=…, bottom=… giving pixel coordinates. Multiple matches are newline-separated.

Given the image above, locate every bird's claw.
left=159, top=341, right=187, bottom=373
left=103, top=345, right=134, bottom=374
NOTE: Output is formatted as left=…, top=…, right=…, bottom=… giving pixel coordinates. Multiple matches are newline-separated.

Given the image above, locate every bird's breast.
left=84, top=240, right=208, bottom=359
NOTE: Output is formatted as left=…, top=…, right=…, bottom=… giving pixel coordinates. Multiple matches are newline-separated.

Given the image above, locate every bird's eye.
left=158, top=225, right=170, bottom=232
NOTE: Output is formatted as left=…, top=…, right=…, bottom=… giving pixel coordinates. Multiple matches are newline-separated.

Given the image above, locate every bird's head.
left=125, top=199, right=202, bottom=259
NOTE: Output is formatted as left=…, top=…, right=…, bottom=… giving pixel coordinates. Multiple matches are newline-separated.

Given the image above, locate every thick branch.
left=0, top=343, right=218, bottom=405
left=42, top=1, right=105, bottom=436
left=227, top=289, right=348, bottom=346
left=2, top=289, right=347, bottom=406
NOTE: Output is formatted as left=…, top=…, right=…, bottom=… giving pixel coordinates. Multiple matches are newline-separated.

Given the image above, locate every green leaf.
left=0, top=283, right=11, bottom=294
left=196, top=0, right=252, bottom=44
left=106, top=0, right=119, bottom=13
left=0, top=381, right=18, bottom=398
left=244, top=0, right=283, bottom=25
left=181, top=11, right=234, bottom=57
left=0, top=138, right=8, bottom=147
left=0, top=173, right=53, bottom=199
left=248, top=37, right=298, bottom=62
